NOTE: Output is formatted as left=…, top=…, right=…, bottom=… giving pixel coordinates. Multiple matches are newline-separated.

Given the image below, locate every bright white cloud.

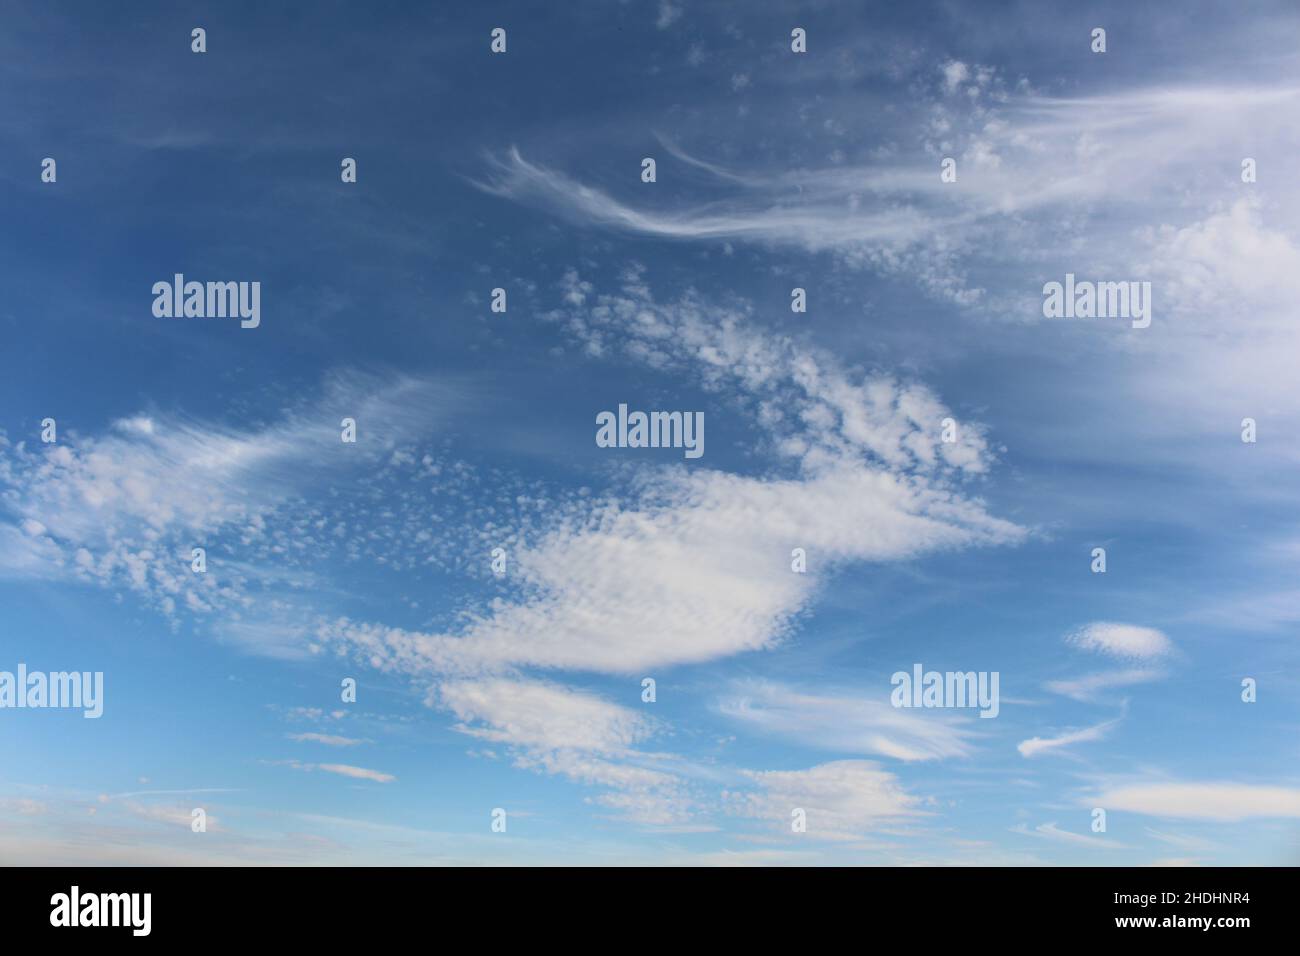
left=727, top=760, right=922, bottom=841
left=1017, top=716, right=1120, bottom=758
left=437, top=677, right=692, bottom=826
left=1087, top=782, right=1300, bottom=822
left=1068, top=623, right=1173, bottom=660
left=318, top=277, right=1023, bottom=678
left=439, top=678, right=653, bottom=754
left=0, top=373, right=456, bottom=626
left=318, top=764, right=396, bottom=784
left=717, top=680, right=976, bottom=762
left=477, top=85, right=1300, bottom=314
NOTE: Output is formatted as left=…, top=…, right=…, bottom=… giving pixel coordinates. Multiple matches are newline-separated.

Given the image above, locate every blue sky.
left=2, top=0, right=1299, bottom=865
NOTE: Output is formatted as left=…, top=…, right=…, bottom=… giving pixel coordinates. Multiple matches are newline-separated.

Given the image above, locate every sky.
left=1, top=0, right=1299, bottom=866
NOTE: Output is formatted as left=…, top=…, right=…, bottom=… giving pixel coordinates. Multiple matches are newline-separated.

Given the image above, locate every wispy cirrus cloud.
left=1017, top=715, right=1121, bottom=758
left=476, top=83, right=1300, bottom=314
left=288, top=733, right=368, bottom=747
left=317, top=764, right=397, bottom=784
left=268, top=759, right=396, bottom=784
left=1010, top=822, right=1128, bottom=850
left=1085, top=781, right=1300, bottom=822
left=717, top=679, right=978, bottom=762
left=1045, top=669, right=1163, bottom=703
left=726, top=760, right=923, bottom=842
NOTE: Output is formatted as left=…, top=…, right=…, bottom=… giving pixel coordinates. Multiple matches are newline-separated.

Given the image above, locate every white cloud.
left=126, top=802, right=219, bottom=830
left=717, top=680, right=976, bottom=761
left=288, top=733, right=366, bottom=747
left=323, top=463, right=1018, bottom=675
left=302, top=274, right=1027, bottom=823
left=1010, top=822, right=1127, bottom=849
left=1068, top=622, right=1173, bottom=660
left=0, top=373, right=456, bottom=624
left=317, top=764, right=396, bottom=784
left=1135, top=196, right=1300, bottom=434
left=113, top=416, right=156, bottom=436
left=941, top=60, right=970, bottom=94
left=1143, top=828, right=1220, bottom=852
left=318, top=277, right=1022, bottom=677
left=549, top=270, right=997, bottom=476
left=474, top=147, right=975, bottom=302
left=436, top=677, right=692, bottom=826
left=656, top=1, right=681, bottom=30
left=440, top=678, right=653, bottom=754
left=0, top=522, right=63, bottom=578
left=1087, top=781, right=1300, bottom=821
left=1045, top=668, right=1163, bottom=703
left=477, top=84, right=1300, bottom=321
left=727, top=760, right=922, bottom=841
left=1046, top=624, right=1173, bottom=704
left=1, top=798, right=48, bottom=816
left=1017, top=716, right=1120, bottom=758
